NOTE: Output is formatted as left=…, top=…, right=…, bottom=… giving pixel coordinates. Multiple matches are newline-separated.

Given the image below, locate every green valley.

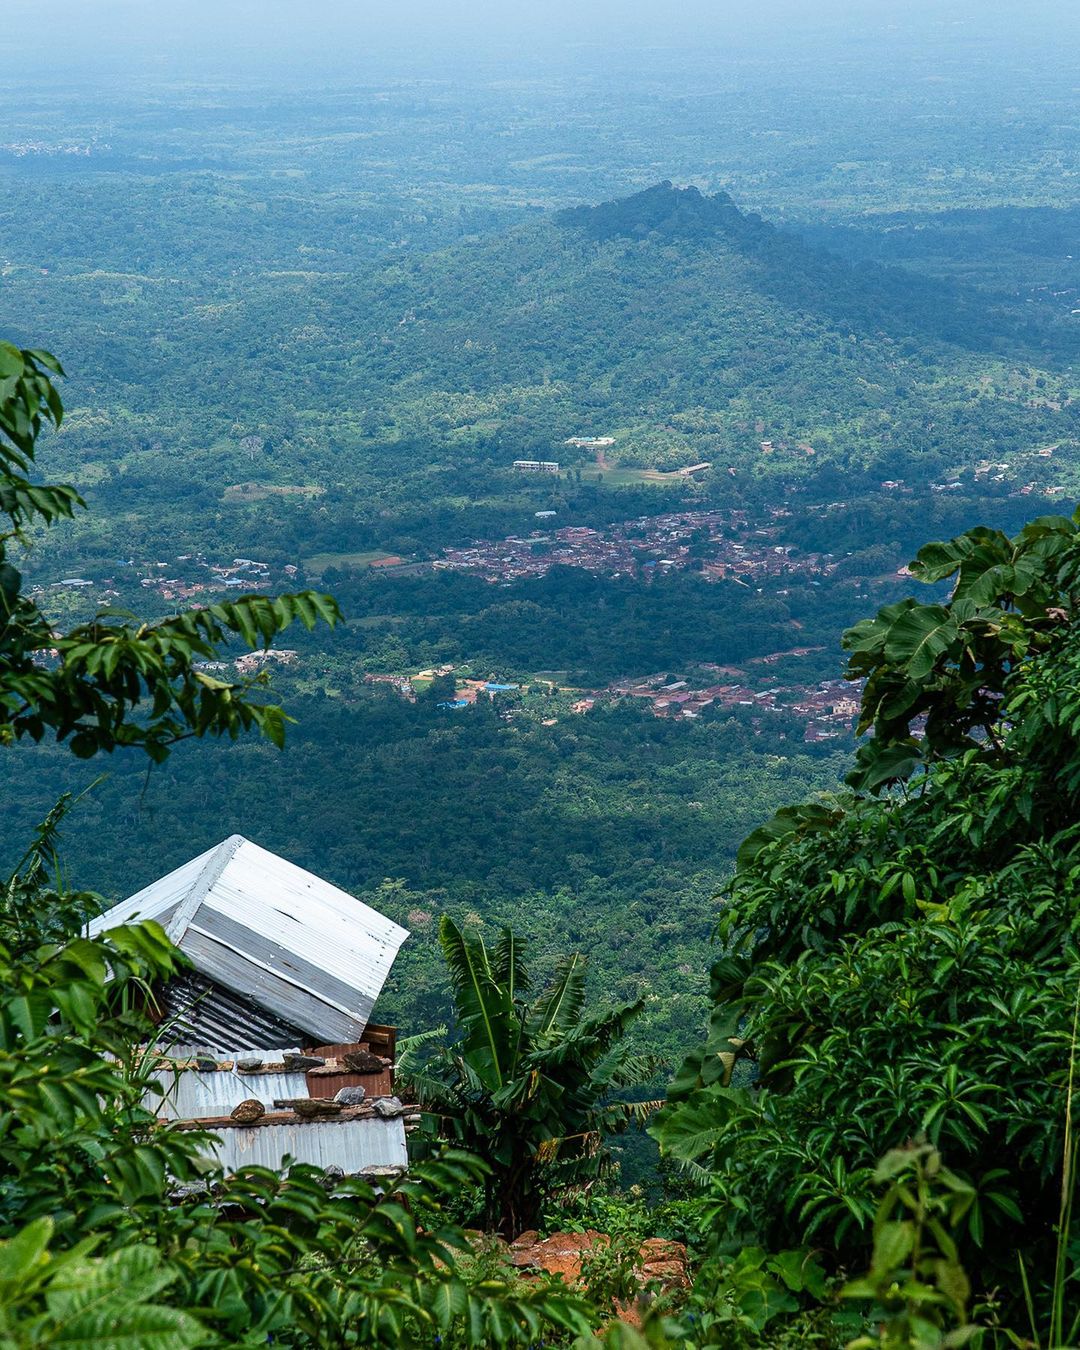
left=5, top=6, right=1080, bottom=1340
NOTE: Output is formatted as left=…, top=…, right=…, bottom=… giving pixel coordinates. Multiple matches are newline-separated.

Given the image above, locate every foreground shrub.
left=654, top=513, right=1080, bottom=1328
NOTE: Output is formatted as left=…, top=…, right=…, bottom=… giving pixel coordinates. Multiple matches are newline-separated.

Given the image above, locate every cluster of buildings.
left=437, top=510, right=836, bottom=585
left=33, top=554, right=299, bottom=607
left=235, top=649, right=298, bottom=677
left=1, top=139, right=103, bottom=158
left=927, top=443, right=1069, bottom=499
left=361, top=669, right=515, bottom=712
left=436, top=679, right=519, bottom=709
left=364, top=672, right=419, bottom=701
left=364, top=669, right=520, bottom=710
left=594, top=670, right=861, bottom=740
left=361, top=656, right=861, bottom=745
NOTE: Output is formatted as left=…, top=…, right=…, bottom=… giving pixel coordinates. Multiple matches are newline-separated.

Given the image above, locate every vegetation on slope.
left=654, top=510, right=1080, bottom=1334
left=5, top=183, right=1077, bottom=578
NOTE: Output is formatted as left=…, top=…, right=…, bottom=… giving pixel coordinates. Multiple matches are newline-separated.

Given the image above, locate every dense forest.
left=6, top=6, right=1080, bottom=1340
left=3, top=178, right=1077, bottom=580
left=5, top=166, right=1077, bottom=1144
left=8, top=339, right=1080, bottom=1344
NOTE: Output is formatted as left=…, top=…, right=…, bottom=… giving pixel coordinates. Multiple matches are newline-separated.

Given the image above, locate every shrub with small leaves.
left=841, top=1141, right=978, bottom=1350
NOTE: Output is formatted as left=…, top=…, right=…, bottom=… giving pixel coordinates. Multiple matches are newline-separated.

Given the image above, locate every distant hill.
left=557, top=181, right=772, bottom=246
left=280, top=182, right=1071, bottom=481
left=554, top=182, right=1051, bottom=351
left=797, top=202, right=1080, bottom=341
left=8, top=181, right=1077, bottom=572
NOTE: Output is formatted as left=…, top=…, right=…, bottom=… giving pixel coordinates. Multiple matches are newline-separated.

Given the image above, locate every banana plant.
left=405, top=916, right=663, bottom=1237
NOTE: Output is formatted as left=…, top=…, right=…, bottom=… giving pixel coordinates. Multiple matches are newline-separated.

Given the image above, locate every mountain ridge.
left=556, top=181, right=772, bottom=246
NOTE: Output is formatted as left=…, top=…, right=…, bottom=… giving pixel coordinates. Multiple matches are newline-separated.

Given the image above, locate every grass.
left=303, top=550, right=404, bottom=575
left=570, top=464, right=703, bottom=487
left=346, top=615, right=407, bottom=629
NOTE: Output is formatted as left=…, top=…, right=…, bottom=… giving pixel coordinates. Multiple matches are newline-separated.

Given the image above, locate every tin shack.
left=89, top=834, right=413, bottom=1176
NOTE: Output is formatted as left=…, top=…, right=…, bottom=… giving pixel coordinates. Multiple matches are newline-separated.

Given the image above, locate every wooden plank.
left=353, top=1025, right=395, bottom=1051
left=309, top=1039, right=394, bottom=1097
left=173, top=1103, right=386, bottom=1130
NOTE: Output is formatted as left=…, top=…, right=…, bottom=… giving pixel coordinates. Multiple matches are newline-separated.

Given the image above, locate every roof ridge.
left=165, top=835, right=246, bottom=946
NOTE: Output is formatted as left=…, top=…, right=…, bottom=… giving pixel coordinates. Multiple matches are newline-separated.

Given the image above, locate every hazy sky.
left=7, top=0, right=1080, bottom=85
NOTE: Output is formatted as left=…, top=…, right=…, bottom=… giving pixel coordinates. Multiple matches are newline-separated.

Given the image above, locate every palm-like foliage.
left=407, top=917, right=662, bottom=1237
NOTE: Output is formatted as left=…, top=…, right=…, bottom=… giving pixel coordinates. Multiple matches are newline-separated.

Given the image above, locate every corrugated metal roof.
left=159, top=970, right=308, bottom=1053
left=197, top=1115, right=408, bottom=1174
left=88, top=847, right=217, bottom=929
left=148, top=1064, right=309, bottom=1121
left=90, top=836, right=410, bottom=1044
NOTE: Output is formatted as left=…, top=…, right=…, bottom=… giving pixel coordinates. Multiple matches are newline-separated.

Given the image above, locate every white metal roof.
left=148, top=1064, right=309, bottom=1121
left=89, top=835, right=409, bottom=1043
left=198, top=1114, right=408, bottom=1175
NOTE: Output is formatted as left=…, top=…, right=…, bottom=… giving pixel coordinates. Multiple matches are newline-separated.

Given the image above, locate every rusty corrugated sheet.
left=307, top=1039, right=395, bottom=1099
left=150, top=1051, right=410, bottom=1176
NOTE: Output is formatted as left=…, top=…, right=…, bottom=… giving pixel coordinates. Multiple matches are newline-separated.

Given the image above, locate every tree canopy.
left=0, top=341, right=340, bottom=760
left=652, top=510, right=1080, bottom=1324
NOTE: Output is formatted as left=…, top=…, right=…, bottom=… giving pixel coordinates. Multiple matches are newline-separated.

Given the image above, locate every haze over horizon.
left=7, top=0, right=1080, bottom=85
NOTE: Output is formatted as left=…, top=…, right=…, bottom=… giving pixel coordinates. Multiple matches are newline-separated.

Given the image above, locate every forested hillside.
left=5, top=183, right=1077, bottom=580
left=5, top=177, right=1078, bottom=1113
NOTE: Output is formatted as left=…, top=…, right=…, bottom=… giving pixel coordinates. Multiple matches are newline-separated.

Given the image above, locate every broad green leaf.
left=883, top=604, right=958, bottom=681
left=0, top=1217, right=52, bottom=1286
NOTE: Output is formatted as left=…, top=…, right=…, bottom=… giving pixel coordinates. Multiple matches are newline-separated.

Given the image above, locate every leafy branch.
left=1, top=340, right=341, bottom=759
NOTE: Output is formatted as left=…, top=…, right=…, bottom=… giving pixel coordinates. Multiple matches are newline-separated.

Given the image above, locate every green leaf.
left=531, top=951, right=587, bottom=1035
left=0, top=342, right=23, bottom=378
left=0, top=1217, right=53, bottom=1286
left=883, top=604, right=958, bottom=680
left=649, top=1085, right=746, bottom=1165
left=437, top=916, right=511, bottom=1088
left=871, top=1220, right=916, bottom=1275
left=427, top=1275, right=468, bottom=1328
